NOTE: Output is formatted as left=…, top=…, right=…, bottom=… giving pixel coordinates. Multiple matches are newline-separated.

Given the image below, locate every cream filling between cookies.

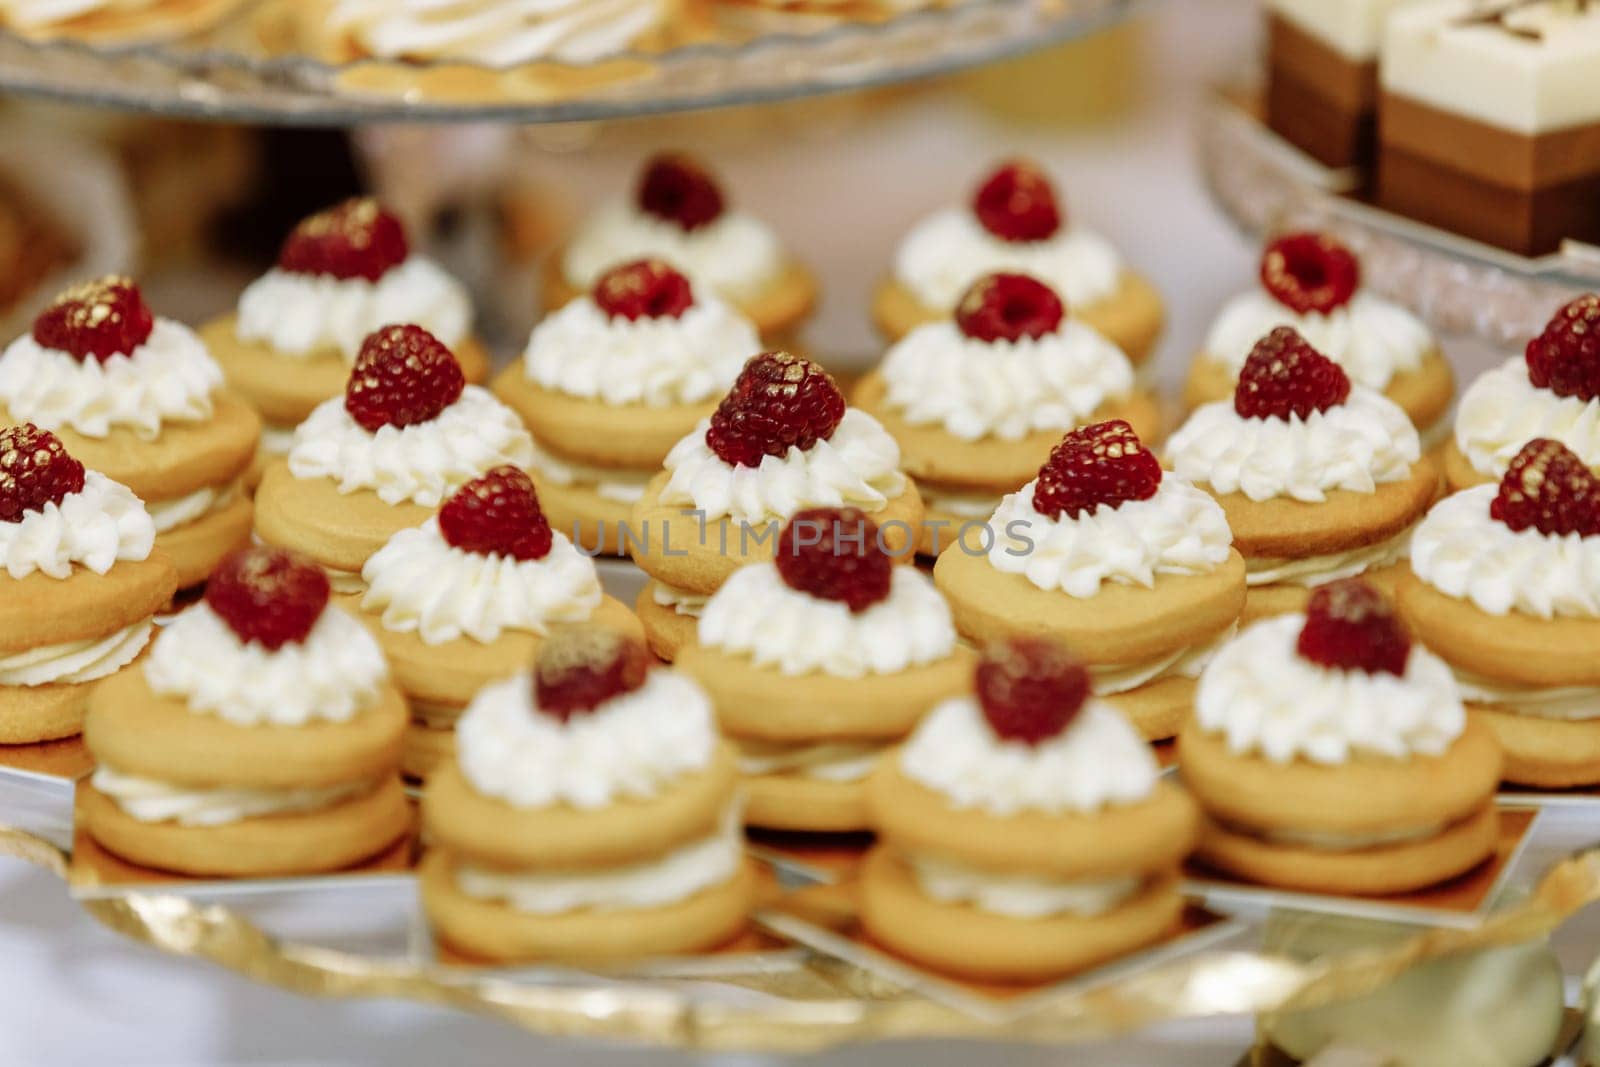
left=1091, top=624, right=1237, bottom=696
left=454, top=804, right=743, bottom=915
left=909, top=853, right=1143, bottom=920
left=410, top=699, right=465, bottom=730
left=651, top=582, right=709, bottom=618
left=322, top=566, right=367, bottom=595
left=528, top=440, right=654, bottom=505
left=917, top=483, right=1004, bottom=522
left=1453, top=670, right=1600, bottom=721
left=146, top=481, right=241, bottom=535
left=0, top=619, right=153, bottom=688
left=91, top=765, right=378, bottom=828
left=1244, top=525, right=1414, bottom=588
left=259, top=423, right=298, bottom=456
left=1227, top=819, right=1448, bottom=852
left=734, top=738, right=885, bottom=783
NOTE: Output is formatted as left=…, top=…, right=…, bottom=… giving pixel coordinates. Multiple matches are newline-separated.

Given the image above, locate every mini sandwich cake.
left=864, top=638, right=1198, bottom=983
left=0, top=424, right=178, bottom=746
left=1183, top=233, right=1454, bottom=447
left=678, top=507, right=971, bottom=832
left=854, top=272, right=1161, bottom=555
left=1446, top=294, right=1600, bottom=493
left=548, top=154, right=816, bottom=344
left=254, top=324, right=534, bottom=593
left=201, top=199, right=487, bottom=486
left=82, top=547, right=411, bottom=877
left=1182, top=579, right=1501, bottom=896
left=421, top=625, right=756, bottom=963
left=351, top=466, right=643, bottom=780
left=934, top=420, right=1244, bottom=742
left=629, top=351, right=922, bottom=662
left=1401, top=439, right=1600, bottom=787
left=873, top=159, right=1165, bottom=366
left=1167, top=327, right=1437, bottom=621
left=493, top=258, right=761, bottom=553
left=0, top=0, right=244, bottom=41
left=0, top=277, right=259, bottom=590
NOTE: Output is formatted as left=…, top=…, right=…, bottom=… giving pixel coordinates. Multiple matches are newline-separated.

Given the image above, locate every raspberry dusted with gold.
left=1296, top=579, right=1410, bottom=676
left=204, top=546, right=331, bottom=651
left=0, top=423, right=86, bottom=523
left=955, top=273, right=1065, bottom=344
left=534, top=625, right=653, bottom=722
left=344, top=324, right=466, bottom=432
left=774, top=507, right=893, bottom=613
left=705, top=352, right=847, bottom=468
left=1259, top=232, right=1360, bottom=315
left=1234, top=326, right=1351, bottom=420
left=438, top=466, right=554, bottom=561
left=1490, top=438, right=1600, bottom=539
left=638, top=153, right=726, bottom=232
left=1031, top=419, right=1162, bottom=521
left=975, top=638, right=1090, bottom=746
left=278, top=198, right=409, bottom=283
left=594, top=259, right=695, bottom=322
left=972, top=159, right=1062, bottom=243
left=1526, top=293, right=1600, bottom=402
left=31, top=275, right=154, bottom=363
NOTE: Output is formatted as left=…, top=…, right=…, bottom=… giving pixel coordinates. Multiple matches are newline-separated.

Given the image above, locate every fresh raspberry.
left=975, top=638, right=1090, bottom=746
left=593, top=259, right=695, bottom=322
left=1031, top=419, right=1162, bottom=521
left=1233, top=326, right=1351, bottom=420
left=0, top=424, right=86, bottom=523
left=1259, top=232, right=1361, bottom=315
left=774, top=507, right=892, bottom=613
left=277, top=198, right=409, bottom=282
left=705, top=352, right=847, bottom=468
left=438, top=466, right=553, bottom=560
left=31, top=276, right=155, bottom=363
left=955, top=273, right=1065, bottom=343
left=204, top=546, right=330, bottom=651
left=534, top=626, right=653, bottom=722
left=1296, top=579, right=1411, bottom=676
left=1525, top=294, right=1600, bottom=402
left=637, top=153, right=725, bottom=232
left=972, top=159, right=1062, bottom=243
left=344, top=324, right=465, bottom=432
left=1490, top=439, right=1600, bottom=538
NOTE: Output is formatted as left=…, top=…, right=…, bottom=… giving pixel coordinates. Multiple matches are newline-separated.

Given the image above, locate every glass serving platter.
left=0, top=0, right=1136, bottom=125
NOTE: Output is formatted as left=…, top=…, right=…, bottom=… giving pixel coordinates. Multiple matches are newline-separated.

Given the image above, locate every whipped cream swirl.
left=523, top=294, right=759, bottom=408
left=145, top=604, right=388, bottom=726
left=361, top=519, right=602, bottom=645
left=91, top=766, right=375, bottom=827
left=698, top=563, right=955, bottom=678
left=0, top=619, right=151, bottom=687
left=236, top=258, right=471, bottom=360
left=879, top=319, right=1134, bottom=441
left=288, top=386, right=535, bottom=508
left=1455, top=358, right=1600, bottom=480
left=1167, top=388, right=1420, bottom=503
left=659, top=410, right=906, bottom=525
left=987, top=476, right=1233, bottom=598
left=0, top=318, right=220, bottom=439
left=324, top=0, right=670, bottom=65
left=0, top=471, right=155, bottom=580
left=564, top=202, right=786, bottom=302
left=1195, top=615, right=1464, bottom=765
left=456, top=668, right=716, bottom=810
left=1412, top=484, right=1600, bottom=620
left=910, top=856, right=1141, bottom=920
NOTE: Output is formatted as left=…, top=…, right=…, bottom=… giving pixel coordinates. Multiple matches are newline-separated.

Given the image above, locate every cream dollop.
left=288, top=386, right=535, bottom=508
left=660, top=410, right=906, bottom=525
left=1455, top=358, right=1600, bottom=480
left=1412, top=484, right=1600, bottom=620
left=0, top=619, right=151, bottom=687
left=900, top=697, right=1157, bottom=818
left=0, top=471, right=155, bottom=580
left=892, top=208, right=1125, bottom=311
left=878, top=319, right=1134, bottom=441
left=1202, top=290, right=1435, bottom=392
left=698, top=563, right=955, bottom=678
left=144, top=603, right=388, bottom=726
left=522, top=294, right=759, bottom=408
left=910, top=856, right=1142, bottom=920
left=455, top=668, right=717, bottom=810
left=1195, top=615, right=1465, bottom=765
left=0, top=319, right=220, bottom=439
left=90, top=766, right=375, bottom=828
left=236, top=258, right=471, bottom=360
left=1167, top=388, right=1420, bottom=503
left=323, top=0, right=670, bottom=65
left=563, top=202, right=786, bottom=302
left=986, top=475, right=1233, bottom=598
left=360, top=518, right=602, bottom=645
